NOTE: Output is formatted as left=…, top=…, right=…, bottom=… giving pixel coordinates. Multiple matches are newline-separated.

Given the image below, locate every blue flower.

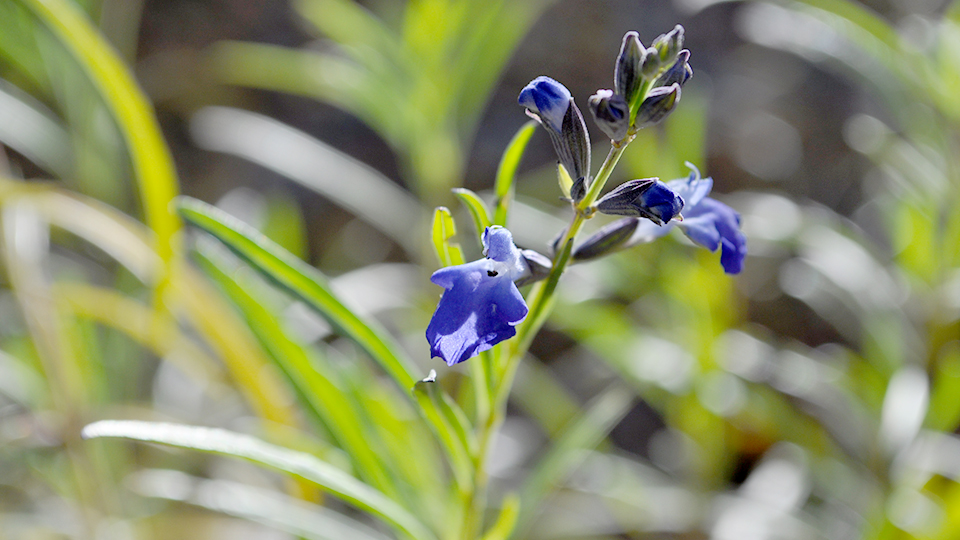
left=426, top=226, right=529, bottom=365
left=629, top=165, right=747, bottom=274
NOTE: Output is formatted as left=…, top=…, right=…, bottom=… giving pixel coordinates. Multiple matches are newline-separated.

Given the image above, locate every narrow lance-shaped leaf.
left=178, top=197, right=417, bottom=387
left=481, top=492, right=521, bottom=540
left=452, top=188, right=493, bottom=243
left=431, top=206, right=465, bottom=267
left=82, top=420, right=438, bottom=540
left=191, top=243, right=399, bottom=497
left=494, top=120, right=537, bottom=226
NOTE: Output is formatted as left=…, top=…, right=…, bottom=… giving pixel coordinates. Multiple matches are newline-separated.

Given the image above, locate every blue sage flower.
left=628, top=165, right=747, bottom=274
left=426, top=226, right=529, bottom=365
left=519, top=76, right=591, bottom=186
left=596, top=178, right=684, bottom=225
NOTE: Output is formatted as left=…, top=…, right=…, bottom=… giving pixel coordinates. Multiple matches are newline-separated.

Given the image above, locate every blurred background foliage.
left=1, top=0, right=960, bottom=539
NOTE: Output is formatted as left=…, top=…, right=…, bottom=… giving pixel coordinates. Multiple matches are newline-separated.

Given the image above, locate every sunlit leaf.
left=452, top=188, right=492, bottom=242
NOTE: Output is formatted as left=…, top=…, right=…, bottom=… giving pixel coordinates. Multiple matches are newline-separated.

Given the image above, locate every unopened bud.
left=656, top=50, right=693, bottom=88
left=573, top=218, right=640, bottom=261
left=615, top=31, right=645, bottom=105
left=634, top=83, right=680, bottom=129
left=516, top=249, right=552, bottom=286
left=596, top=178, right=684, bottom=225
left=652, top=25, right=684, bottom=66
left=588, top=89, right=630, bottom=141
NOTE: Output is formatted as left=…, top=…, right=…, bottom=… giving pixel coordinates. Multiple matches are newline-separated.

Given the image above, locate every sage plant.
left=423, top=26, right=747, bottom=538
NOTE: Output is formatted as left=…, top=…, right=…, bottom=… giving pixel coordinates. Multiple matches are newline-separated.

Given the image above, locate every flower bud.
left=519, top=76, right=592, bottom=186
left=634, top=83, right=680, bottom=129
left=652, top=24, right=684, bottom=66
left=588, top=89, right=630, bottom=141
left=640, top=47, right=661, bottom=79
left=518, top=76, right=571, bottom=133
left=516, top=249, right=552, bottom=286
left=573, top=218, right=640, bottom=261
left=615, top=31, right=644, bottom=105
left=596, top=178, right=684, bottom=225
left=656, top=50, right=693, bottom=88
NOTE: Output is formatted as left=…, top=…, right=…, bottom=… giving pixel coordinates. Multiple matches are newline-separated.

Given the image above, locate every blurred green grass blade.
left=514, top=385, right=634, bottom=537
left=926, top=342, right=960, bottom=431
left=192, top=244, right=400, bottom=497
left=414, top=377, right=478, bottom=459
left=55, top=282, right=219, bottom=384
left=207, top=42, right=406, bottom=147
left=83, top=420, right=438, bottom=540
left=452, top=188, right=492, bottom=242
left=447, top=2, right=555, bottom=133
left=177, top=196, right=419, bottom=387
left=512, top=359, right=582, bottom=438
left=493, top=121, right=536, bottom=226
left=189, top=107, right=424, bottom=256
left=295, top=0, right=403, bottom=65
left=177, top=197, right=473, bottom=483
left=481, top=492, right=520, bottom=540
left=0, top=81, right=72, bottom=177
left=131, top=470, right=392, bottom=540
left=431, top=206, right=465, bottom=267
left=787, top=0, right=900, bottom=50
left=22, top=0, right=179, bottom=263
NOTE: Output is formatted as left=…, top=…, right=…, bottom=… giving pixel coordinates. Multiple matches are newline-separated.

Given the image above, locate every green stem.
left=460, top=138, right=632, bottom=539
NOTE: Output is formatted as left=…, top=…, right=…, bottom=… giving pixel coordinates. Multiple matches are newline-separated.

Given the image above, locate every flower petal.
left=678, top=197, right=747, bottom=274
left=666, top=164, right=712, bottom=207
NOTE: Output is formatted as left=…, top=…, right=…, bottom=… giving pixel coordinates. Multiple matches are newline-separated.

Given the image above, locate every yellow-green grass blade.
left=0, top=178, right=297, bottom=427
left=452, top=188, right=492, bottom=243
left=431, top=206, right=465, bottom=267
left=21, top=0, right=179, bottom=265
left=493, top=121, right=536, bottom=226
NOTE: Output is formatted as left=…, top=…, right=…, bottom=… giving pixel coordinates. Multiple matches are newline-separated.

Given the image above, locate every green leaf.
left=452, top=188, right=493, bottom=242
left=431, top=206, right=465, bottom=267
left=494, top=121, right=537, bottom=226
left=82, top=420, right=438, bottom=540
left=177, top=196, right=418, bottom=388
left=481, top=492, right=520, bottom=540
left=191, top=243, right=398, bottom=497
